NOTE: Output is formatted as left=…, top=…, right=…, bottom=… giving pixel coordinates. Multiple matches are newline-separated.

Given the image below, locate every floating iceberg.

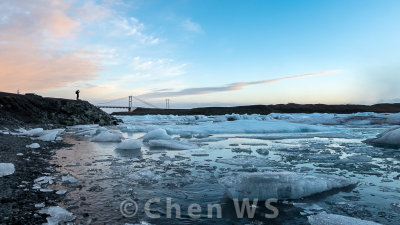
left=91, top=131, right=123, bottom=142
left=26, top=143, right=40, bottom=149
left=141, top=128, right=171, bottom=142
left=117, top=139, right=142, bottom=150
left=39, top=206, right=76, bottom=225
left=365, top=127, right=400, bottom=147
left=0, top=163, right=15, bottom=177
left=218, top=172, right=356, bottom=200
left=149, top=140, right=198, bottom=150
left=308, top=212, right=381, bottom=225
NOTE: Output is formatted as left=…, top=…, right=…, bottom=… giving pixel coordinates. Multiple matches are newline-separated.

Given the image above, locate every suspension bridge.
left=95, top=96, right=161, bottom=112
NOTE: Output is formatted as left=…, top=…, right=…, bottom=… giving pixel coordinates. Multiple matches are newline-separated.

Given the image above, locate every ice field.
left=5, top=113, right=400, bottom=224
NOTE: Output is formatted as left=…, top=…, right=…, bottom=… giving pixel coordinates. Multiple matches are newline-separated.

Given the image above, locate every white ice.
left=26, top=143, right=40, bottom=149
left=39, top=206, right=76, bottom=225
left=308, top=212, right=382, bottom=225
left=218, top=172, right=356, bottom=200
left=117, top=139, right=142, bottom=150
left=23, top=128, right=44, bottom=136
left=37, top=129, right=65, bottom=141
left=0, top=163, right=15, bottom=177
left=149, top=140, right=198, bottom=150
left=365, top=126, right=400, bottom=147
left=91, top=131, right=123, bottom=142
left=141, top=128, right=172, bottom=142
left=61, top=176, right=78, bottom=183
left=123, top=119, right=333, bottom=135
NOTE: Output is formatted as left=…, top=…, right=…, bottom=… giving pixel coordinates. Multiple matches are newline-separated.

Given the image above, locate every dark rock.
left=0, top=92, right=119, bottom=127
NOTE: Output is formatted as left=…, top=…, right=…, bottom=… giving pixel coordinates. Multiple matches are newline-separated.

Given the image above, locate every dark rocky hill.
left=113, top=103, right=400, bottom=116
left=0, top=92, right=118, bottom=127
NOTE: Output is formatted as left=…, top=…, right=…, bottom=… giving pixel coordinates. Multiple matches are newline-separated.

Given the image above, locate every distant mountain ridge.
left=113, top=103, right=400, bottom=116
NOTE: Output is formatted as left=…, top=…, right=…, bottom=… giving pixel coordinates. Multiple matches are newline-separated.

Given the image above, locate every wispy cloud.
left=182, top=18, right=203, bottom=33
left=0, top=0, right=104, bottom=92
left=111, top=17, right=160, bottom=45
left=138, top=70, right=340, bottom=99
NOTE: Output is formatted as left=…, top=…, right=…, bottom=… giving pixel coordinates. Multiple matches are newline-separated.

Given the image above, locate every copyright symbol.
left=120, top=198, right=138, bottom=217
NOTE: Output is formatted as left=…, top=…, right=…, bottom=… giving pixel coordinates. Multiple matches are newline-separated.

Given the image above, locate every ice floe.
left=0, top=163, right=15, bottom=177
left=39, top=206, right=76, bottom=225
left=37, top=129, right=65, bottom=141
left=307, top=212, right=382, bottom=225
left=116, top=139, right=142, bottom=150
left=141, top=128, right=172, bottom=142
left=218, top=172, right=356, bottom=200
left=148, top=140, right=198, bottom=150
left=91, top=131, right=123, bottom=142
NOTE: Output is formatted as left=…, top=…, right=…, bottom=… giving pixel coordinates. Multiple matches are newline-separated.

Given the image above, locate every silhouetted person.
left=75, top=90, right=80, bottom=100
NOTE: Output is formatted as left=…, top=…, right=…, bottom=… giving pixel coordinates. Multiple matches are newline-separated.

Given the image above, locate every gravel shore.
left=0, top=133, right=71, bottom=224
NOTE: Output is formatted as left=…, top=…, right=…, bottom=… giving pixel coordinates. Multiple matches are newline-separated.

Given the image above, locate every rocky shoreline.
left=0, top=92, right=118, bottom=224
left=0, top=133, right=71, bottom=224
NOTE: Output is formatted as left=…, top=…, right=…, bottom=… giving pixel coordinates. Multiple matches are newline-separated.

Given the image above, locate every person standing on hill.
left=75, top=90, right=80, bottom=100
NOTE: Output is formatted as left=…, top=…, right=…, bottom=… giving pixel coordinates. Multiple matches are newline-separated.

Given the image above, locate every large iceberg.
left=365, top=126, right=400, bottom=147
left=218, top=172, right=356, bottom=201
left=141, top=128, right=172, bottom=142
left=308, top=212, right=382, bottom=225
left=0, top=163, right=15, bottom=177
left=91, top=131, right=123, bottom=142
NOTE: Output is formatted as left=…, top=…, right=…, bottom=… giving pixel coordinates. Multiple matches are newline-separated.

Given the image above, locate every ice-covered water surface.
left=48, top=114, right=400, bottom=225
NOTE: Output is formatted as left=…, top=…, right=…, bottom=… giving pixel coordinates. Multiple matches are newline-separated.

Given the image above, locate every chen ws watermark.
left=120, top=197, right=279, bottom=219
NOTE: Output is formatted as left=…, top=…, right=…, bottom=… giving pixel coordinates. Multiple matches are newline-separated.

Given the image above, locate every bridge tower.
left=128, top=96, right=133, bottom=112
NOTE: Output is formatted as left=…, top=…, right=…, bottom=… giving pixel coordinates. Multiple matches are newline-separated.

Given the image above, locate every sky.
left=1, top=0, right=400, bottom=108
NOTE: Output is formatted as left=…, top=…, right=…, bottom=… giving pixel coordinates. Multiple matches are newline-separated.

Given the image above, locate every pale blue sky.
left=1, top=0, right=400, bottom=108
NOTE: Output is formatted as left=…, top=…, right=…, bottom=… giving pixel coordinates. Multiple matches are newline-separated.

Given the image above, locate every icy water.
left=49, top=114, right=400, bottom=224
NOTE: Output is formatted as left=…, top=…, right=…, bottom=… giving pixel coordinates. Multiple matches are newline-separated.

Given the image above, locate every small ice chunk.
left=40, top=188, right=53, bottom=192
left=91, top=131, right=123, bottom=142
left=256, top=148, right=269, bottom=155
left=37, top=129, right=64, bottom=141
left=34, top=176, right=54, bottom=185
left=0, top=163, right=15, bottom=177
left=117, top=139, right=142, bottom=150
left=56, top=190, right=67, bottom=195
left=339, top=155, right=373, bottom=163
left=24, top=128, right=44, bottom=136
left=308, top=212, right=382, bottom=225
left=365, top=127, right=400, bottom=147
left=39, top=206, right=76, bottom=225
left=35, top=202, right=45, bottom=208
left=218, top=172, right=356, bottom=201
left=149, top=140, right=198, bottom=150
left=16, top=153, right=24, bottom=156
left=141, top=128, right=171, bottom=142
left=26, top=143, right=40, bottom=149
left=61, top=176, right=78, bottom=183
